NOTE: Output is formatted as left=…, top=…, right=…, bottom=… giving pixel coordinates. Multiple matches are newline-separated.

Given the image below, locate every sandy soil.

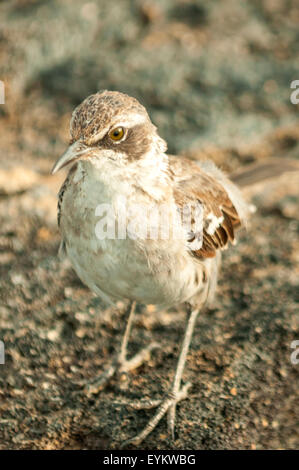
left=0, top=0, right=298, bottom=449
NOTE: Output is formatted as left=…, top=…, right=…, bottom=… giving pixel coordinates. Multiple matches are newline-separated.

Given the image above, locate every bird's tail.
left=230, top=158, right=299, bottom=188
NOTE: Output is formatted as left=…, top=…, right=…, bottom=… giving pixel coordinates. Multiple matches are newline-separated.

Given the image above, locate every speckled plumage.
left=52, top=90, right=250, bottom=445
left=56, top=91, right=248, bottom=307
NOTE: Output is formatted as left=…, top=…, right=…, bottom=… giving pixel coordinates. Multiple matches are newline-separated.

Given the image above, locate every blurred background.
left=0, top=0, right=298, bottom=450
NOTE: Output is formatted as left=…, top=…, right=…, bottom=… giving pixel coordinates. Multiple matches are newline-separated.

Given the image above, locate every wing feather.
left=169, top=156, right=245, bottom=259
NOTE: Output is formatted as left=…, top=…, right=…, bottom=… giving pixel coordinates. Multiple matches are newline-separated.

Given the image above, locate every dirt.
left=0, top=0, right=298, bottom=450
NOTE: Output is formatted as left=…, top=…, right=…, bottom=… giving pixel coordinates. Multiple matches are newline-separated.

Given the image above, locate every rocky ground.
left=0, top=0, right=298, bottom=449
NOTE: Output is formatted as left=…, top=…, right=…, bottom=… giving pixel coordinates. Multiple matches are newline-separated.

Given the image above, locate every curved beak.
left=51, top=141, right=89, bottom=174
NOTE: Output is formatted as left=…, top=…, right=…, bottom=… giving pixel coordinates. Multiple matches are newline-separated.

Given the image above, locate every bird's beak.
left=51, top=141, right=89, bottom=174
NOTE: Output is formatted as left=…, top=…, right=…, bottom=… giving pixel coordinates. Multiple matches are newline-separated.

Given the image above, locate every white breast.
left=59, top=158, right=214, bottom=308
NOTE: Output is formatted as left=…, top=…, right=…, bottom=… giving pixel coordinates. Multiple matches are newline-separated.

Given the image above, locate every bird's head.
left=52, top=90, right=167, bottom=174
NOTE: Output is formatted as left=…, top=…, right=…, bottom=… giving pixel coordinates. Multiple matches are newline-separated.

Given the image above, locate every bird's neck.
left=77, top=148, right=171, bottom=203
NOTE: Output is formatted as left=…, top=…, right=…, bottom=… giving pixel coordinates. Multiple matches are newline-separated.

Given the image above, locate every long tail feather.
left=230, top=158, right=299, bottom=188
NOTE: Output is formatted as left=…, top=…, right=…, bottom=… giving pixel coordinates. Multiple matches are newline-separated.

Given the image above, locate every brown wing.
left=169, top=156, right=242, bottom=259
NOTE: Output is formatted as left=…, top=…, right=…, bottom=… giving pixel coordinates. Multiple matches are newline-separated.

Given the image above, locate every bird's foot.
left=85, top=342, right=160, bottom=395
left=120, top=381, right=192, bottom=447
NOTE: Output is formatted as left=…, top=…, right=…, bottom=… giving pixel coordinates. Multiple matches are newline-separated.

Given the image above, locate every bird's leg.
left=122, top=304, right=200, bottom=447
left=167, top=304, right=199, bottom=438
left=117, top=301, right=159, bottom=374
left=85, top=301, right=159, bottom=395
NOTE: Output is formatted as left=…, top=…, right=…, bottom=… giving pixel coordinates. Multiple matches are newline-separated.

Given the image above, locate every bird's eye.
left=109, top=127, right=125, bottom=141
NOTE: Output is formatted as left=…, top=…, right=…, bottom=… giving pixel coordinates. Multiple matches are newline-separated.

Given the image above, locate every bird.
left=51, top=90, right=295, bottom=446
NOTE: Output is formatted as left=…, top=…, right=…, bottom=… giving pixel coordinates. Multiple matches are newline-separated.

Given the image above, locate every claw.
left=113, top=397, right=162, bottom=410
left=167, top=404, right=176, bottom=440
left=85, top=363, right=116, bottom=395
left=121, top=382, right=192, bottom=448
left=84, top=342, right=160, bottom=396
left=119, top=342, right=160, bottom=373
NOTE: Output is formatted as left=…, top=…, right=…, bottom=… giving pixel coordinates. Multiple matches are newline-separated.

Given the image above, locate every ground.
left=0, top=0, right=298, bottom=450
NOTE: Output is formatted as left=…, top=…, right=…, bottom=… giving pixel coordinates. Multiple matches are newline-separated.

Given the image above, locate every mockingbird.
left=52, top=90, right=297, bottom=446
